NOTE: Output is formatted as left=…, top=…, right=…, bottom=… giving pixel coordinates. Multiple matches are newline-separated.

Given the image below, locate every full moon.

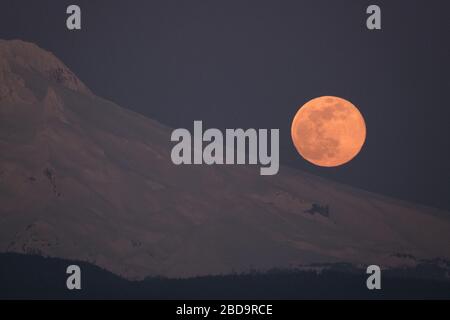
left=291, top=96, right=366, bottom=167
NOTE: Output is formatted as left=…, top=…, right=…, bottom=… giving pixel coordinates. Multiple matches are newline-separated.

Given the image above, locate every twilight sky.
left=1, top=0, right=449, bottom=210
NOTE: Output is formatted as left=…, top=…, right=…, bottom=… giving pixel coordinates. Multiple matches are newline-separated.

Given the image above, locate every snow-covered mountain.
left=1, top=40, right=449, bottom=279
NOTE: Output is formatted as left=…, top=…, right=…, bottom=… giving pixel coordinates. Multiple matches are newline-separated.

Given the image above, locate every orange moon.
left=291, top=96, right=366, bottom=167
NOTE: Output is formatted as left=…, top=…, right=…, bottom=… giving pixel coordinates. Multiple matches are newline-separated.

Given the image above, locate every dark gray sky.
left=1, top=0, right=449, bottom=210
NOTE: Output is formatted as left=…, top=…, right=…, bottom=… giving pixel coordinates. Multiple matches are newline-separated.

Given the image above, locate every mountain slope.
left=1, top=40, right=449, bottom=279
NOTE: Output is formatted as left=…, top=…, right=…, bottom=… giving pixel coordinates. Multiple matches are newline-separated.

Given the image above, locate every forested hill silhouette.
left=1, top=253, right=450, bottom=299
